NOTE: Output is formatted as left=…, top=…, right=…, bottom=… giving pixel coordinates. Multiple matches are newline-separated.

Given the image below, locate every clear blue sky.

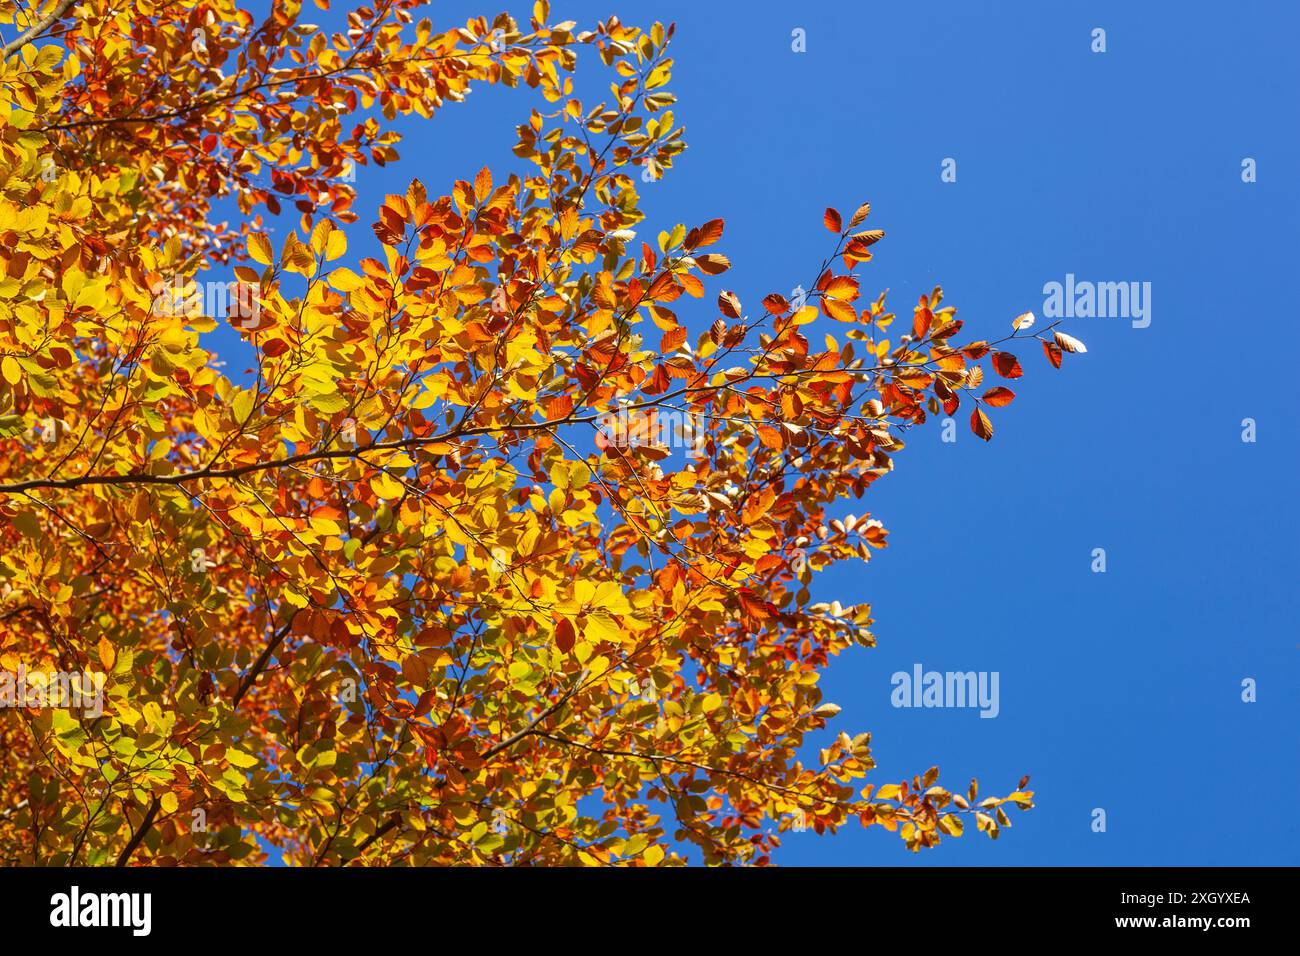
left=215, top=0, right=1300, bottom=865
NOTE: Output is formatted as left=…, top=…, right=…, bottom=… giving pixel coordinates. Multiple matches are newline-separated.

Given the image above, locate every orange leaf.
left=763, top=293, right=790, bottom=315
left=474, top=166, right=493, bottom=202
left=545, top=394, right=574, bottom=421
left=646, top=272, right=680, bottom=301
left=694, top=218, right=724, bottom=248
left=912, top=307, right=933, bottom=340
left=970, top=407, right=994, bottom=441
left=982, top=387, right=1015, bottom=407
left=756, top=424, right=783, bottom=450
left=660, top=326, right=688, bottom=352
left=823, top=207, right=842, bottom=233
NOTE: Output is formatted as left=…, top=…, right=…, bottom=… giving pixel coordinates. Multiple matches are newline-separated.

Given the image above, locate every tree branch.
left=0, top=417, right=592, bottom=496
left=231, top=614, right=299, bottom=708
left=115, top=795, right=160, bottom=867
left=480, top=668, right=589, bottom=761
left=1, top=0, right=76, bottom=57
left=352, top=813, right=402, bottom=856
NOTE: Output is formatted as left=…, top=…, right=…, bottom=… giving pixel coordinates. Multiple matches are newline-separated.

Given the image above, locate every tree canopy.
left=0, top=0, right=1080, bottom=865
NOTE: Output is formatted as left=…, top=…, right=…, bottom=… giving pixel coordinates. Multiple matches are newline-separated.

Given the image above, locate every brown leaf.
left=695, top=253, right=730, bottom=275
left=718, top=290, right=742, bottom=318
left=1054, top=330, right=1087, bottom=354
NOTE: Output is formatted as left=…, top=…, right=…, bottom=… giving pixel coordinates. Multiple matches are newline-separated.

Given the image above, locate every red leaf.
left=413, top=689, right=437, bottom=718
left=555, top=617, right=575, bottom=654
left=991, top=352, right=1023, bottom=379
left=823, top=207, right=842, bottom=233
left=912, top=307, right=933, bottom=340
left=1042, top=340, right=1063, bottom=369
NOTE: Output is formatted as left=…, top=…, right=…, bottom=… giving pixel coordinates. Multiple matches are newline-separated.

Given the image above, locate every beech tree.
left=0, top=0, right=1082, bottom=865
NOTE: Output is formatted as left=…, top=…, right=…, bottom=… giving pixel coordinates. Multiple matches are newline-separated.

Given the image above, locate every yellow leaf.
left=329, top=267, right=365, bottom=292
left=226, top=748, right=260, bottom=768
left=939, top=813, right=963, bottom=836
left=325, top=230, right=347, bottom=262
left=247, top=233, right=273, bottom=266
left=310, top=219, right=333, bottom=255
left=369, top=472, right=404, bottom=500
left=281, top=233, right=315, bottom=276
left=584, top=610, right=621, bottom=643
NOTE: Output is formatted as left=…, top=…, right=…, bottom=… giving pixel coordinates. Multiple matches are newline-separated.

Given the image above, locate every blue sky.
left=215, top=0, right=1300, bottom=865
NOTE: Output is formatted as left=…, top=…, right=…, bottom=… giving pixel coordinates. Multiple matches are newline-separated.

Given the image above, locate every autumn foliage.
left=0, top=0, right=1081, bottom=865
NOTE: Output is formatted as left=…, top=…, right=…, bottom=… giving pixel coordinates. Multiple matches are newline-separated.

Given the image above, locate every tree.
left=0, top=0, right=1081, bottom=865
